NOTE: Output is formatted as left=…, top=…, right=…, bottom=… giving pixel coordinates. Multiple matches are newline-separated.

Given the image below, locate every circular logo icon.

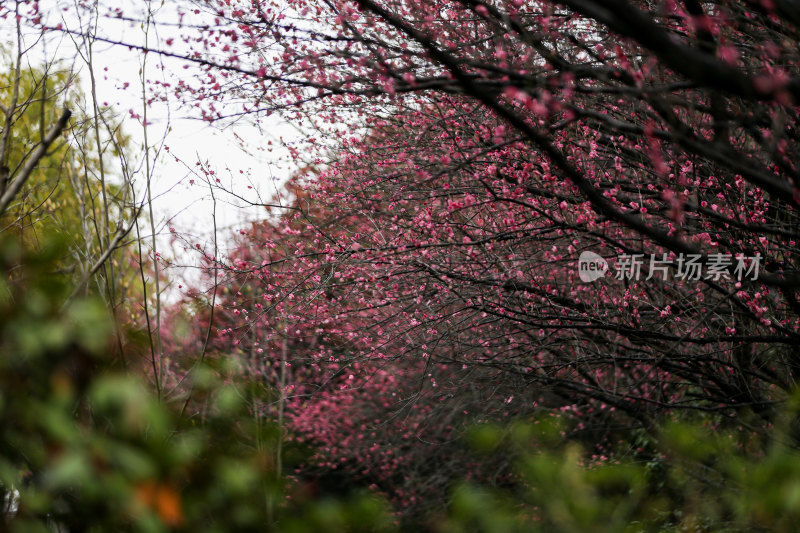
left=578, top=251, right=608, bottom=282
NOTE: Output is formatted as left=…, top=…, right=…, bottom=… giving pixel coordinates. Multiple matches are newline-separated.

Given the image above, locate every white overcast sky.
left=4, top=0, right=306, bottom=291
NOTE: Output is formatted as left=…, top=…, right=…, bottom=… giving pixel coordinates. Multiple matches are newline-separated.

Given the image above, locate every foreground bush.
left=441, top=413, right=800, bottom=533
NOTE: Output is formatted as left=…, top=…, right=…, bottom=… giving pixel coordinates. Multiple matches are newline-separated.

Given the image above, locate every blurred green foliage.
left=437, top=411, right=800, bottom=533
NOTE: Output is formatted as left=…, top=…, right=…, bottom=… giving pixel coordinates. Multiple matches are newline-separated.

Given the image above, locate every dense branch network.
left=32, top=0, right=800, bottom=517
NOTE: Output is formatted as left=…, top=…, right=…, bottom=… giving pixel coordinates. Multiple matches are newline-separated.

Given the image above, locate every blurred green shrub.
left=437, top=412, right=800, bottom=533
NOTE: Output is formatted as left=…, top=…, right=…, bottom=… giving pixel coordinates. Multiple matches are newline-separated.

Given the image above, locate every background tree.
left=168, top=0, right=800, bottom=417
left=5, top=0, right=800, bottom=528
left=129, top=0, right=800, bottom=519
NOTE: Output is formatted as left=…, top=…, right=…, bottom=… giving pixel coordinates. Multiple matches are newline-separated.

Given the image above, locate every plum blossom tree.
left=133, top=0, right=800, bottom=405
left=41, top=0, right=800, bottom=520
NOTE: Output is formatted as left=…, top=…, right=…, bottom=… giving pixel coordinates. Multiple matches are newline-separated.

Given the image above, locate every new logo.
left=578, top=251, right=609, bottom=282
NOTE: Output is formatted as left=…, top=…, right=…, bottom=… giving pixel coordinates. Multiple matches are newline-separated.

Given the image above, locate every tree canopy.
left=3, top=0, right=800, bottom=530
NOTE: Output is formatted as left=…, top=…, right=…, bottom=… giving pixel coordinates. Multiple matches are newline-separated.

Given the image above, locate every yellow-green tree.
left=0, top=50, right=141, bottom=363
